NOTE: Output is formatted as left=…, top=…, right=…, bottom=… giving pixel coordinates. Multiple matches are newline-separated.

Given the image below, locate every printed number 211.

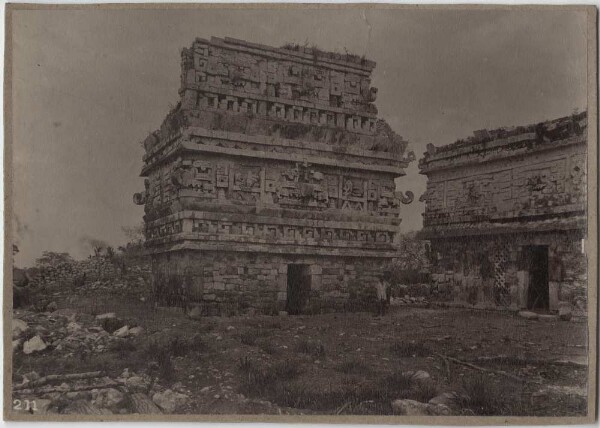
left=13, top=399, right=37, bottom=411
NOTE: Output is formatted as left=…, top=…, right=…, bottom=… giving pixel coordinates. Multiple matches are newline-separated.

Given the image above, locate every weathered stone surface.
left=125, top=376, right=149, bottom=393
left=135, top=36, right=414, bottom=315
left=558, top=302, right=573, bottom=321
left=391, top=399, right=451, bottom=416
left=188, top=306, right=203, bottom=320
left=420, top=112, right=587, bottom=312
left=128, top=326, right=144, bottom=336
left=518, top=311, right=539, bottom=320
left=130, top=393, right=162, bottom=414
left=92, top=388, right=126, bottom=411
left=113, top=325, right=129, bottom=337
left=23, top=335, right=47, bottom=354
left=152, top=389, right=188, bottom=413
left=428, top=392, right=465, bottom=411
left=12, top=319, right=28, bottom=339
left=67, top=321, right=82, bottom=333
left=404, top=370, right=431, bottom=382
left=96, top=312, right=117, bottom=320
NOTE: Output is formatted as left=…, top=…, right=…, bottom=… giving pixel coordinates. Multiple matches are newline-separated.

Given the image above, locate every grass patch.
left=336, top=359, right=371, bottom=375
left=258, top=340, right=280, bottom=355
left=459, top=374, right=517, bottom=415
left=145, top=333, right=209, bottom=382
left=240, top=331, right=259, bottom=346
left=411, top=380, right=439, bottom=402
left=296, top=339, right=326, bottom=358
left=389, top=341, right=431, bottom=358
left=238, top=357, right=303, bottom=396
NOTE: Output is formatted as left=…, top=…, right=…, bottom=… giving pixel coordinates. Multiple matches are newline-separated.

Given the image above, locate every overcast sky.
left=10, top=6, right=588, bottom=266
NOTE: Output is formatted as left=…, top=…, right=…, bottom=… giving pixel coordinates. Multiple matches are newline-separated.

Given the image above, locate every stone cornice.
left=146, top=209, right=401, bottom=231
left=141, top=137, right=407, bottom=177
left=146, top=237, right=399, bottom=258
left=419, top=135, right=586, bottom=174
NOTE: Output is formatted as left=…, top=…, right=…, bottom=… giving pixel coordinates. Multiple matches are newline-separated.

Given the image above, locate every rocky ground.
left=11, top=279, right=589, bottom=418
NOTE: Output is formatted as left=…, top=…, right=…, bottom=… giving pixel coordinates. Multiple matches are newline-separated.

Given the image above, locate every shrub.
left=380, top=372, right=414, bottom=397
left=145, top=341, right=175, bottom=382
left=459, top=374, right=509, bottom=415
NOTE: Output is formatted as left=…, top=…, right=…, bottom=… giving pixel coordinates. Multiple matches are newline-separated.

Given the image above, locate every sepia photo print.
left=4, top=4, right=597, bottom=423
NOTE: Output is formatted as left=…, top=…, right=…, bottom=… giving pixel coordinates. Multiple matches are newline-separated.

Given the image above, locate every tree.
left=35, top=251, right=73, bottom=268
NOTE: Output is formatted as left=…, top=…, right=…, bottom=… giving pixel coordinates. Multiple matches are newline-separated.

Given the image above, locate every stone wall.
left=150, top=250, right=385, bottom=316
left=419, top=112, right=588, bottom=314
left=428, top=231, right=587, bottom=313
left=135, top=36, right=414, bottom=314
left=419, top=115, right=587, bottom=228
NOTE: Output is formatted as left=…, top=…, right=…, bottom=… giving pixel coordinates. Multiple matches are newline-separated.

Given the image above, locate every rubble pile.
left=12, top=309, right=142, bottom=358
left=11, top=309, right=193, bottom=415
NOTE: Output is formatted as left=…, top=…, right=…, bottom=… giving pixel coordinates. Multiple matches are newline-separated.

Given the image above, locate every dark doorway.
left=286, top=264, right=311, bottom=315
left=526, top=246, right=549, bottom=310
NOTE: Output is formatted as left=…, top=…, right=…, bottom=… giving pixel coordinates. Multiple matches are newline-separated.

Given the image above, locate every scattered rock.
left=518, top=311, right=539, bottom=320
left=278, top=311, right=288, bottom=316
left=188, top=306, right=202, bottom=320
left=125, top=376, right=148, bottom=393
left=130, top=393, right=162, bottom=414
left=405, top=370, right=431, bottom=382
left=62, top=400, right=112, bottom=415
left=538, top=314, right=558, bottom=321
left=67, top=321, right=82, bottom=333
left=21, top=371, right=41, bottom=383
left=128, top=326, right=144, bottom=336
left=429, top=392, right=465, bottom=411
left=91, top=388, right=125, bottom=411
left=113, top=325, right=129, bottom=338
left=23, top=335, right=47, bottom=354
left=46, top=301, right=58, bottom=312
left=102, top=317, right=125, bottom=334
left=558, top=303, right=572, bottom=321
left=152, top=389, right=188, bottom=413
left=12, top=339, right=22, bottom=352
left=391, top=399, right=451, bottom=416
left=12, top=319, right=28, bottom=339
left=96, top=313, right=116, bottom=320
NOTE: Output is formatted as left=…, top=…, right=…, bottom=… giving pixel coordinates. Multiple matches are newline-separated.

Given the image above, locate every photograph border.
left=3, top=2, right=597, bottom=424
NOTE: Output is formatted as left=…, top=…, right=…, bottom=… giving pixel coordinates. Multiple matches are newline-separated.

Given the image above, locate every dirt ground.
left=12, top=286, right=589, bottom=417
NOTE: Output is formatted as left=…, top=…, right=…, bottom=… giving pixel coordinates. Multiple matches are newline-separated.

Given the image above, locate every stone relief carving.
left=171, top=159, right=216, bottom=197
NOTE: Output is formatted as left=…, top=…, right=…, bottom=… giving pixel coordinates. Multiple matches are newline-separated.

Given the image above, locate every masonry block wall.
left=419, top=112, right=588, bottom=313
left=135, top=37, right=414, bottom=314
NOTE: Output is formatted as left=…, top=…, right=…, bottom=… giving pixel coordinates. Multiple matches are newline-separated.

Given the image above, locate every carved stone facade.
left=419, top=112, right=588, bottom=313
left=135, top=37, right=413, bottom=315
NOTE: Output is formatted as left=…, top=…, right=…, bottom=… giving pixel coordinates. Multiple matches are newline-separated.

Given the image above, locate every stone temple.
left=419, top=112, right=588, bottom=313
left=134, top=37, right=415, bottom=315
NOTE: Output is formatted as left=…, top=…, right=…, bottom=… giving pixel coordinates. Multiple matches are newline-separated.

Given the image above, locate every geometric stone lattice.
left=492, top=243, right=510, bottom=306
